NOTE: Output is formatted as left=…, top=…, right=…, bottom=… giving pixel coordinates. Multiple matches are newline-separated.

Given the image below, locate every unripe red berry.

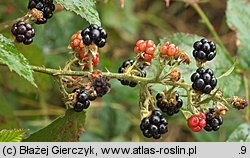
left=160, top=42, right=179, bottom=57
left=136, top=40, right=145, bottom=47
left=187, top=113, right=206, bottom=132
left=139, top=42, right=147, bottom=52
left=70, top=31, right=85, bottom=54
left=143, top=54, right=154, bottom=62
left=188, top=115, right=199, bottom=127
left=134, top=40, right=156, bottom=62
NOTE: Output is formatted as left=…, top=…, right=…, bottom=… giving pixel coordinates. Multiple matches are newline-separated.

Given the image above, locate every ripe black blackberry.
left=193, top=38, right=216, bottom=62
left=140, top=110, right=168, bottom=139
left=81, top=24, right=107, bottom=48
left=11, top=21, right=35, bottom=45
left=118, top=59, right=146, bottom=87
left=204, top=108, right=223, bottom=132
left=92, top=78, right=111, bottom=97
left=156, top=92, right=183, bottom=116
left=72, top=88, right=91, bottom=112
left=191, top=67, right=217, bottom=94
left=28, top=0, right=55, bottom=24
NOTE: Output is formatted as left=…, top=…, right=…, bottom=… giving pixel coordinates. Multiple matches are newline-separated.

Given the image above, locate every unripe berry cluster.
left=193, top=38, right=216, bottom=62
left=28, top=0, right=55, bottom=24
left=156, top=92, right=183, bottom=116
left=70, top=30, right=100, bottom=70
left=204, top=108, right=223, bottom=132
left=191, top=67, right=217, bottom=94
left=140, top=110, right=168, bottom=139
left=118, top=59, right=146, bottom=87
left=160, top=41, right=179, bottom=57
left=81, top=24, right=107, bottom=48
left=70, top=31, right=85, bottom=54
left=11, top=21, right=35, bottom=45
left=187, top=113, right=206, bottom=132
left=134, top=40, right=156, bottom=62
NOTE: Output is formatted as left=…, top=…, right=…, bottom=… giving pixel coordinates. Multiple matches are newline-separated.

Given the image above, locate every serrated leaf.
left=0, top=129, right=26, bottom=142
left=227, top=123, right=250, bottom=142
left=226, top=0, right=250, bottom=68
left=0, top=34, right=36, bottom=87
left=24, top=109, right=86, bottom=142
left=163, top=33, right=242, bottom=97
left=55, top=0, right=101, bottom=26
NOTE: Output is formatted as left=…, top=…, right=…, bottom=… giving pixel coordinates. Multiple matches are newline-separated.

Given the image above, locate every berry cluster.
left=140, top=110, right=168, bottom=139
left=191, top=67, right=217, bottom=94
left=160, top=41, right=179, bottom=57
left=156, top=92, right=183, bottom=116
left=118, top=59, right=146, bottom=87
left=11, top=21, right=35, bottom=45
left=92, top=77, right=111, bottom=97
left=28, top=0, right=55, bottom=24
left=81, top=24, right=107, bottom=48
left=193, top=38, right=216, bottom=62
left=204, top=108, right=223, bottom=131
left=134, top=40, right=156, bottom=62
left=70, top=31, right=85, bottom=54
left=73, top=88, right=91, bottom=112
left=187, top=113, right=206, bottom=132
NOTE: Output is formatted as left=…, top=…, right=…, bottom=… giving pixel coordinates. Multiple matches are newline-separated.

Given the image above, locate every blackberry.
left=191, top=67, right=217, bottom=94
left=92, top=78, right=111, bottom=97
left=204, top=108, right=223, bottom=132
left=81, top=24, right=107, bottom=48
left=11, top=21, right=35, bottom=45
left=156, top=92, right=183, bottom=116
left=28, top=0, right=55, bottom=24
left=193, top=38, right=216, bottom=62
left=72, top=88, right=91, bottom=112
left=118, top=59, right=147, bottom=87
left=140, top=110, right=168, bottom=139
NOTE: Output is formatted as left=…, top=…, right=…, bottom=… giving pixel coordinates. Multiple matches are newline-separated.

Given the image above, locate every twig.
left=243, top=73, right=250, bottom=123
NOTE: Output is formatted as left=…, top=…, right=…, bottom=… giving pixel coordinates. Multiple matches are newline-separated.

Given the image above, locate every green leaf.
left=227, top=123, right=250, bottom=142
left=0, top=90, right=19, bottom=130
left=0, top=129, right=26, bottom=142
left=24, top=109, right=86, bottom=142
left=0, top=34, right=36, bottom=87
left=226, top=0, right=250, bottom=68
left=164, top=33, right=242, bottom=97
left=55, top=0, right=101, bottom=26
left=180, top=110, right=192, bottom=119
left=99, top=105, right=131, bottom=140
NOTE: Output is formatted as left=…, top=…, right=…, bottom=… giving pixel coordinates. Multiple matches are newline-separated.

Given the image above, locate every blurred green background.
left=0, top=0, right=248, bottom=141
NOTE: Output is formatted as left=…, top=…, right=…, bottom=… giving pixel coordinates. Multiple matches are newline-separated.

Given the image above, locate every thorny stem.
left=186, top=0, right=233, bottom=63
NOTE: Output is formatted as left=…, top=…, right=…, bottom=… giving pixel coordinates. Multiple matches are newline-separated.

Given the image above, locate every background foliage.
left=0, top=0, right=249, bottom=142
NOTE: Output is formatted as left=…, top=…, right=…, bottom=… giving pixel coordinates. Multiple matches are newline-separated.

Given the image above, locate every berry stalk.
left=243, top=73, right=250, bottom=123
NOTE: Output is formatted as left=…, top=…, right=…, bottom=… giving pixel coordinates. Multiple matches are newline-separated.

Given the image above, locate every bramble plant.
left=0, top=0, right=249, bottom=142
